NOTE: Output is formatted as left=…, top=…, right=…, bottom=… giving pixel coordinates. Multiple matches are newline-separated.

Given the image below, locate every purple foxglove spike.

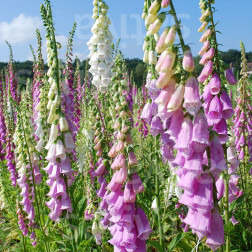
left=183, top=76, right=201, bottom=116
left=205, top=209, right=225, bottom=251
left=225, top=68, right=237, bottom=85
left=220, top=90, right=234, bottom=119
left=209, top=72, right=221, bottom=95
left=208, top=95, right=222, bottom=123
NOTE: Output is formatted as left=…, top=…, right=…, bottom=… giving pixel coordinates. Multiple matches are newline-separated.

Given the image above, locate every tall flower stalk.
left=40, top=0, right=75, bottom=221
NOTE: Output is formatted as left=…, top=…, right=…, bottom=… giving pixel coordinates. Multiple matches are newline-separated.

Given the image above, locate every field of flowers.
left=0, top=0, right=251, bottom=251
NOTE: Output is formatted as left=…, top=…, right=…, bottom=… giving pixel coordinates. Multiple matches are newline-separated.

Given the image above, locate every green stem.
left=208, top=0, right=221, bottom=75
left=224, top=172, right=230, bottom=252
left=170, top=0, right=185, bottom=52
left=222, top=145, right=230, bottom=252
left=22, top=234, right=27, bottom=252
left=154, top=136, right=165, bottom=252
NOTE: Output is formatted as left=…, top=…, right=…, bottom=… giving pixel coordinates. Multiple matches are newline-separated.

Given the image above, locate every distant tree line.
left=0, top=49, right=251, bottom=88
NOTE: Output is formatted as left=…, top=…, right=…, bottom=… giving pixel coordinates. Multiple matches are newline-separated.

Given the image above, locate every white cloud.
left=0, top=14, right=42, bottom=44
left=55, top=35, right=68, bottom=48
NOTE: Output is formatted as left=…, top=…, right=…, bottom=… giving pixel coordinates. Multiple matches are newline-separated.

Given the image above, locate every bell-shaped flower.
left=192, top=110, right=209, bottom=152
left=59, top=117, right=68, bottom=131
left=167, top=84, right=185, bottom=112
left=135, top=207, right=152, bottom=241
left=208, top=95, right=222, bottom=123
left=124, top=181, right=136, bottom=203
left=165, top=26, right=176, bottom=46
left=115, top=166, right=127, bottom=184
left=198, top=60, right=213, bottom=83
left=205, top=209, right=225, bottom=251
left=55, top=140, right=66, bottom=160
left=132, top=174, right=145, bottom=194
left=209, top=72, right=221, bottom=95
left=174, top=116, right=193, bottom=157
left=210, top=134, right=227, bottom=171
left=156, top=70, right=173, bottom=89
left=155, top=28, right=169, bottom=53
left=111, top=153, right=125, bottom=170
left=149, top=12, right=166, bottom=35
left=160, top=50, right=176, bottom=73
left=183, top=76, right=201, bottom=115
left=220, top=90, right=234, bottom=119
left=140, top=101, right=153, bottom=124
left=199, top=40, right=210, bottom=56
left=183, top=49, right=195, bottom=72
left=225, top=68, right=237, bottom=85
left=155, top=78, right=176, bottom=107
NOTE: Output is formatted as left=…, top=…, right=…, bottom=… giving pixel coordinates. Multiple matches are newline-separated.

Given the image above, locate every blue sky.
left=0, top=0, right=251, bottom=62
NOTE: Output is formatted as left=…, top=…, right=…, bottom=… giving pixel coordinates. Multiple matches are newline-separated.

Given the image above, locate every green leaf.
left=147, top=240, right=162, bottom=251
left=168, top=233, right=185, bottom=251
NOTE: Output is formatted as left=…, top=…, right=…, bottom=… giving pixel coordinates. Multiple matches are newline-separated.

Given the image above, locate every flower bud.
left=183, top=49, right=195, bottom=72
left=167, top=84, right=185, bottom=112
left=149, top=50, right=157, bottom=65
left=148, top=0, right=161, bottom=15
left=225, top=68, right=237, bottom=85
left=165, top=26, right=176, bottom=46
left=149, top=13, right=166, bottom=35
left=161, top=0, right=170, bottom=8
left=59, top=117, right=69, bottom=131
left=156, top=28, right=169, bottom=54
